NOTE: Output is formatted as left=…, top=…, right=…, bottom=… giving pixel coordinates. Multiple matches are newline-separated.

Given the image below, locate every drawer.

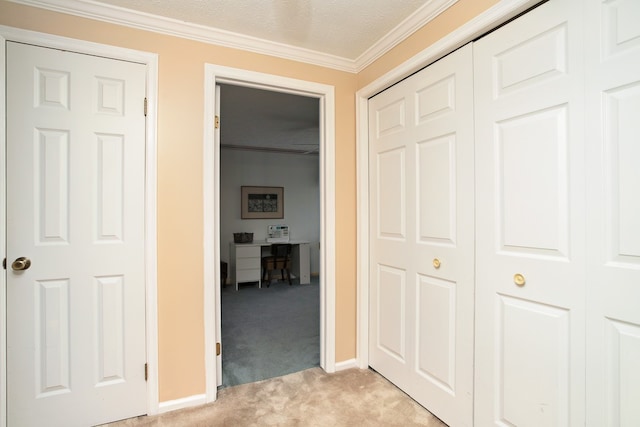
left=236, top=245, right=260, bottom=258
left=237, top=268, right=261, bottom=283
left=237, top=257, right=259, bottom=270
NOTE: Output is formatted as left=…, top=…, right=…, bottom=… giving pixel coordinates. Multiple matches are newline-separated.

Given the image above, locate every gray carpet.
left=221, top=277, right=320, bottom=387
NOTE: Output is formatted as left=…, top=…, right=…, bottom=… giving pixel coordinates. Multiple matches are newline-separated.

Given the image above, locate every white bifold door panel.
left=473, top=0, right=587, bottom=426
left=368, top=44, right=475, bottom=427
left=585, top=0, right=640, bottom=425
left=6, top=42, right=147, bottom=427
left=365, top=0, right=640, bottom=425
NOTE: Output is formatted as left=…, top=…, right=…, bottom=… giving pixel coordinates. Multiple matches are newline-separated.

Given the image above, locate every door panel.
left=498, top=105, right=570, bottom=257
left=474, top=1, right=585, bottom=425
left=376, top=265, right=406, bottom=361
left=585, top=0, right=640, bottom=425
left=416, top=275, right=456, bottom=392
left=417, top=135, right=455, bottom=244
left=499, top=296, right=570, bottom=426
left=369, top=43, right=474, bottom=427
left=7, top=41, right=147, bottom=427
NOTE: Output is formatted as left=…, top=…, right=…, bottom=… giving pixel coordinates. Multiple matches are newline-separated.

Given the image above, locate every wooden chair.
left=261, top=244, right=292, bottom=286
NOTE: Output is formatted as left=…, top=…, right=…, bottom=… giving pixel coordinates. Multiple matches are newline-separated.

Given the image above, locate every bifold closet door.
left=473, top=0, right=586, bottom=425
left=368, top=44, right=474, bottom=427
left=585, top=1, right=640, bottom=425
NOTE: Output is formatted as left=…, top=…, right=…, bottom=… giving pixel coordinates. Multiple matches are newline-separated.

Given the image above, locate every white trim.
left=158, top=394, right=207, bottom=414
left=10, top=0, right=458, bottom=74
left=0, top=25, right=160, bottom=424
left=203, top=64, right=337, bottom=403
left=334, top=358, right=359, bottom=372
left=355, top=0, right=541, bottom=370
left=354, top=0, right=458, bottom=71
left=0, top=32, right=7, bottom=427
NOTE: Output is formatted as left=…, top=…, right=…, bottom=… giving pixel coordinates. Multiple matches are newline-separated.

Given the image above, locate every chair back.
left=271, top=243, right=292, bottom=259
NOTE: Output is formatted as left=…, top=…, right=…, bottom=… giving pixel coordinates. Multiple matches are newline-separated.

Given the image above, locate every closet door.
left=368, top=44, right=474, bottom=426
left=473, top=0, right=586, bottom=425
left=585, top=1, right=640, bottom=425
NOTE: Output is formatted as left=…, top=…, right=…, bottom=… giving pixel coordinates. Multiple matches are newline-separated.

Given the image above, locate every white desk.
left=229, top=240, right=311, bottom=290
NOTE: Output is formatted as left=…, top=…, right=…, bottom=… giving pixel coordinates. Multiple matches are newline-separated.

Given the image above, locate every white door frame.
left=203, top=64, right=336, bottom=402
left=0, top=26, right=160, bottom=427
left=355, top=0, right=539, bottom=368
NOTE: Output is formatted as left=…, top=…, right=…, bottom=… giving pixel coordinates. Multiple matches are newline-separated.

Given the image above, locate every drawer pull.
left=433, top=258, right=441, bottom=269
left=514, top=273, right=526, bottom=287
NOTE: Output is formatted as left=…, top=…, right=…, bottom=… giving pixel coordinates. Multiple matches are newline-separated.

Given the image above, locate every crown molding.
left=9, top=0, right=458, bottom=74
left=354, top=0, right=458, bottom=72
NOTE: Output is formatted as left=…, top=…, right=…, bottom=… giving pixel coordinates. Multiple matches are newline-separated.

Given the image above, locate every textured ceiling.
left=86, top=0, right=431, bottom=60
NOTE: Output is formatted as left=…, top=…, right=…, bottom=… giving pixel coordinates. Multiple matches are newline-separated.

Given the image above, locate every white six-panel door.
left=6, top=41, right=147, bottom=427
left=366, top=1, right=639, bottom=425
left=368, top=44, right=475, bottom=427
left=585, top=1, right=640, bottom=425
left=473, top=1, right=586, bottom=425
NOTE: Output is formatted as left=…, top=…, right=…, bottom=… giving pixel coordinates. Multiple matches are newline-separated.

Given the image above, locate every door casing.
left=203, top=64, right=337, bottom=403
left=0, top=25, right=160, bottom=427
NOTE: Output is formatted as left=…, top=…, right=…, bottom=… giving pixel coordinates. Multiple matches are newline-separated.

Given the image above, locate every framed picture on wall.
left=241, top=186, right=284, bottom=219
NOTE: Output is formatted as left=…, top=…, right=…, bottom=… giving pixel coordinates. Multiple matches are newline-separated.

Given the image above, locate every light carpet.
left=104, top=367, right=447, bottom=426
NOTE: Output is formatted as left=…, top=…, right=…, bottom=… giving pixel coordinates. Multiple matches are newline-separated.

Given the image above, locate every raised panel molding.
left=494, top=24, right=567, bottom=98
left=604, top=82, right=640, bottom=264
left=377, top=148, right=406, bottom=240
left=376, top=98, right=406, bottom=137
left=417, top=134, right=456, bottom=245
left=498, top=295, right=570, bottom=426
left=37, top=128, right=70, bottom=244
left=377, top=264, right=406, bottom=362
left=497, top=105, right=569, bottom=259
left=95, top=77, right=125, bottom=116
left=95, top=275, right=125, bottom=385
left=35, top=279, right=71, bottom=397
left=602, top=0, right=640, bottom=58
left=416, top=274, right=456, bottom=393
left=36, top=67, right=70, bottom=109
left=415, top=75, right=455, bottom=123
left=95, top=133, right=124, bottom=242
left=605, top=318, right=640, bottom=425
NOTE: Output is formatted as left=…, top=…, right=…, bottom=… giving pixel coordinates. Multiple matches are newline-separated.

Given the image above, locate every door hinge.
left=145, top=363, right=148, bottom=381
left=144, top=97, right=148, bottom=117
left=215, top=115, right=220, bottom=129
left=216, top=342, right=221, bottom=356
left=2, top=258, right=5, bottom=270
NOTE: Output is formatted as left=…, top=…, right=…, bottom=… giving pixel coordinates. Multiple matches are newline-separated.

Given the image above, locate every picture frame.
left=241, top=186, right=284, bottom=219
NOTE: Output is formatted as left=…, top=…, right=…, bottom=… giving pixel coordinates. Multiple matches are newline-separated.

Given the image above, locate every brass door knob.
left=12, top=257, right=31, bottom=271
left=514, top=273, right=525, bottom=286
left=433, top=258, right=441, bottom=269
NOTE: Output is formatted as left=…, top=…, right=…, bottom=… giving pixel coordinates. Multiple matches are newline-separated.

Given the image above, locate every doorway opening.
left=218, top=83, right=321, bottom=387
left=202, top=64, right=336, bottom=402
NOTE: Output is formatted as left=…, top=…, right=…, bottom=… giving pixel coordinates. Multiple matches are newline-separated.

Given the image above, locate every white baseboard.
left=158, top=393, right=207, bottom=414
left=334, top=358, right=358, bottom=371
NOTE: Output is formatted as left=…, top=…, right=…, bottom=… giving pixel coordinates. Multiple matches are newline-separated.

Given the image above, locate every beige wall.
left=1, top=0, right=497, bottom=403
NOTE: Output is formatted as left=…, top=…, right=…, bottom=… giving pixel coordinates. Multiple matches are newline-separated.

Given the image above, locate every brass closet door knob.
left=514, top=273, right=526, bottom=286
